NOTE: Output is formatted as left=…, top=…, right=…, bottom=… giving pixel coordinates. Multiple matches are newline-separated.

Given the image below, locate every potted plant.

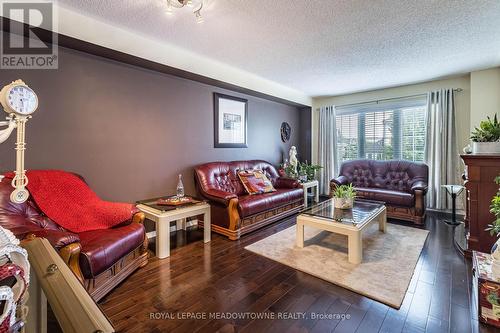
left=486, top=176, right=500, bottom=278
left=281, top=161, right=322, bottom=182
left=298, top=161, right=323, bottom=182
left=487, top=176, right=500, bottom=236
left=332, top=184, right=356, bottom=209
left=470, top=114, right=500, bottom=154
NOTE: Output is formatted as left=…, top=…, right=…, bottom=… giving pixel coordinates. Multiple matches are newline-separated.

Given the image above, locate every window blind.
left=335, top=95, right=427, bottom=164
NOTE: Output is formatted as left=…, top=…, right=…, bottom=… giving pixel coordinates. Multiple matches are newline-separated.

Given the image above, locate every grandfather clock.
left=461, top=154, right=500, bottom=254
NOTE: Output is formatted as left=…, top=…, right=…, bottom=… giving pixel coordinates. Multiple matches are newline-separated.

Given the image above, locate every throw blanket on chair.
left=4, top=170, right=133, bottom=233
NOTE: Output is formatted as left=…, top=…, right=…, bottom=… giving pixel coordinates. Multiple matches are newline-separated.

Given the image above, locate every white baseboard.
left=146, top=219, right=199, bottom=239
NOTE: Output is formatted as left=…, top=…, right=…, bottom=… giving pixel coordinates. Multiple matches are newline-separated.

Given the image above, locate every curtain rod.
left=334, top=88, right=463, bottom=110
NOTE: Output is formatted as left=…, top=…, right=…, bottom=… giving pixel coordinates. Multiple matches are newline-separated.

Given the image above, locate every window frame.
left=335, top=95, right=428, bottom=163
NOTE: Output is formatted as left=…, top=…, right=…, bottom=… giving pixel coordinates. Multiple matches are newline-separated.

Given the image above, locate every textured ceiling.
left=57, top=0, right=500, bottom=97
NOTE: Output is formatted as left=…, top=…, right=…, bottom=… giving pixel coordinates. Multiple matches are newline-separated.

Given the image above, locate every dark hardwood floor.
left=95, top=213, right=500, bottom=333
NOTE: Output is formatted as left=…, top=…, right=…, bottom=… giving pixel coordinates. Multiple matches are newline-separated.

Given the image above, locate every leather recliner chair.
left=0, top=175, right=148, bottom=301
left=330, top=159, right=429, bottom=224
left=195, top=160, right=304, bottom=240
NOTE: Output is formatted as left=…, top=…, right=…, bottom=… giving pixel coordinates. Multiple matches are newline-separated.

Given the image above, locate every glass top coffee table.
left=296, top=199, right=387, bottom=264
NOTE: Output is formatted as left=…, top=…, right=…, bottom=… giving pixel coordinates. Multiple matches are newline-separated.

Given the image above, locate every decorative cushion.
left=354, top=188, right=415, bottom=207
left=238, top=170, right=276, bottom=195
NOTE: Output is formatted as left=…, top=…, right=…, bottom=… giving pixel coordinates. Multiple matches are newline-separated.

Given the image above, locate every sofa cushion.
left=78, top=223, right=145, bottom=278
left=238, top=188, right=303, bottom=217
left=355, top=188, right=415, bottom=207
left=238, top=170, right=276, bottom=195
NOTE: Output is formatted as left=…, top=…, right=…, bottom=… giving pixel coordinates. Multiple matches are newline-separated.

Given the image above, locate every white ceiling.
left=57, top=0, right=500, bottom=99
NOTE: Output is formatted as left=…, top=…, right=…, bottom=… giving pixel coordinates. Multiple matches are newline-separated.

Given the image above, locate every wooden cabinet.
left=461, top=154, right=500, bottom=253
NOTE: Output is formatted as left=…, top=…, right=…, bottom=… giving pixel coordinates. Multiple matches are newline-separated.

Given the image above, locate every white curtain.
left=424, top=89, right=459, bottom=210
left=318, top=106, right=338, bottom=196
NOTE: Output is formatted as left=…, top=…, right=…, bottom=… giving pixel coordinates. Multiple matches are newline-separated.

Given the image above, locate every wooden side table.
left=137, top=201, right=211, bottom=259
left=301, top=180, right=319, bottom=207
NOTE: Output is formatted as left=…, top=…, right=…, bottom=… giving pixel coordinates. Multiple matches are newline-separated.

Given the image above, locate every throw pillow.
left=238, top=170, right=276, bottom=195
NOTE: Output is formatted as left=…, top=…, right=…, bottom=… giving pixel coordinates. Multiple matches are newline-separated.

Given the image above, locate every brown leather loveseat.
left=0, top=175, right=148, bottom=301
left=195, top=160, right=304, bottom=240
left=330, top=159, right=428, bottom=224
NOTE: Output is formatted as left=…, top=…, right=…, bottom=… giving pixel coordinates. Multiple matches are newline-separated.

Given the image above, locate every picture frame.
left=214, top=93, right=248, bottom=148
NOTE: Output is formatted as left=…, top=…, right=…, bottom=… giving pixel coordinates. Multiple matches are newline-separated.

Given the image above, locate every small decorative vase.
left=334, top=197, right=353, bottom=209
left=176, top=174, right=185, bottom=198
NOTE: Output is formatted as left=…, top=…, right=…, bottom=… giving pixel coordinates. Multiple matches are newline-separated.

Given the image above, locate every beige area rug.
left=245, top=223, right=429, bottom=309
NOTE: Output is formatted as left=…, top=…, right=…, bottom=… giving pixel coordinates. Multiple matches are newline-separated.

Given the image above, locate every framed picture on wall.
left=214, top=93, right=248, bottom=148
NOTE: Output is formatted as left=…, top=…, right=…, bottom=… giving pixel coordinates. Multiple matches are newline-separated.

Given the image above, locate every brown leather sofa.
left=0, top=175, right=148, bottom=301
left=330, top=160, right=429, bottom=224
left=195, top=160, right=304, bottom=240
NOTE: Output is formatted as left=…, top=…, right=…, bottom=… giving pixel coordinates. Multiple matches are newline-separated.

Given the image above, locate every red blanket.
left=4, top=170, right=134, bottom=233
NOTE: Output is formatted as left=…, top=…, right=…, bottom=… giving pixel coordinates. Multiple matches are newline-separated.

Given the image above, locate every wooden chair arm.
left=132, top=212, right=146, bottom=225
left=414, top=189, right=426, bottom=217
left=227, top=197, right=241, bottom=234
left=59, top=243, right=84, bottom=285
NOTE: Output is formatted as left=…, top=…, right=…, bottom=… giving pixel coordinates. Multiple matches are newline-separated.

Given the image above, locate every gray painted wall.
left=299, top=107, right=312, bottom=163
left=0, top=46, right=307, bottom=202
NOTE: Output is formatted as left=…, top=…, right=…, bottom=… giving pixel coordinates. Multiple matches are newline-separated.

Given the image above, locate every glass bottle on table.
left=176, top=174, right=185, bottom=198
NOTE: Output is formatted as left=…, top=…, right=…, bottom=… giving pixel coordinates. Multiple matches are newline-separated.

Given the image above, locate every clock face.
left=6, top=85, right=38, bottom=115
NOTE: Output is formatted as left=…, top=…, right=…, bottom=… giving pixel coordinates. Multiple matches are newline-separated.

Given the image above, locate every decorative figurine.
left=0, top=226, right=30, bottom=331
left=289, top=146, right=298, bottom=176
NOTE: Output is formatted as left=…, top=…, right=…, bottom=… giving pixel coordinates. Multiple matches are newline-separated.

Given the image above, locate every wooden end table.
left=296, top=199, right=386, bottom=264
left=300, top=180, right=319, bottom=208
left=136, top=198, right=211, bottom=259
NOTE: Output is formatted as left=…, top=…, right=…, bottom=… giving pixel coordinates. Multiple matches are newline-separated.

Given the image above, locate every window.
left=335, top=96, right=427, bottom=164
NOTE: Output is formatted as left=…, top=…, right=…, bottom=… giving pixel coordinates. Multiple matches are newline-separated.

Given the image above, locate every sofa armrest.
left=203, top=189, right=238, bottom=206
left=29, top=229, right=80, bottom=250
left=275, top=177, right=300, bottom=189
left=411, top=180, right=428, bottom=194
left=59, top=242, right=84, bottom=284
left=331, top=175, right=349, bottom=186
left=112, top=207, right=145, bottom=227
left=132, top=211, right=145, bottom=225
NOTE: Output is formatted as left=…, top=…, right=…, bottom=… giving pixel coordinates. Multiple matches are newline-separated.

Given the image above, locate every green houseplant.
left=281, top=161, right=322, bottom=182
left=486, top=176, right=500, bottom=236
left=486, top=175, right=500, bottom=283
left=332, top=184, right=356, bottom=209
left=298, top=162, right=323, bottom=182
left=470, top=114, right=500, bottom=154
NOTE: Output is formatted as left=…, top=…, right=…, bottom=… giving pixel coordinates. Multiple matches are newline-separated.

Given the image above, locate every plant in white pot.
left=332, top=184, right=356, bottom=209
left=470, top=114, right=500, bottom=154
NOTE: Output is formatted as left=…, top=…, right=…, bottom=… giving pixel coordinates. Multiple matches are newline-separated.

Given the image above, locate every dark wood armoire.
left=461, top=154, right=500, bottom=253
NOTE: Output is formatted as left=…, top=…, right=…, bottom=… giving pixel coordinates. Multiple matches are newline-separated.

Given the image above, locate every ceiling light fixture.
left=165, top=0, right=205, bottom=22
